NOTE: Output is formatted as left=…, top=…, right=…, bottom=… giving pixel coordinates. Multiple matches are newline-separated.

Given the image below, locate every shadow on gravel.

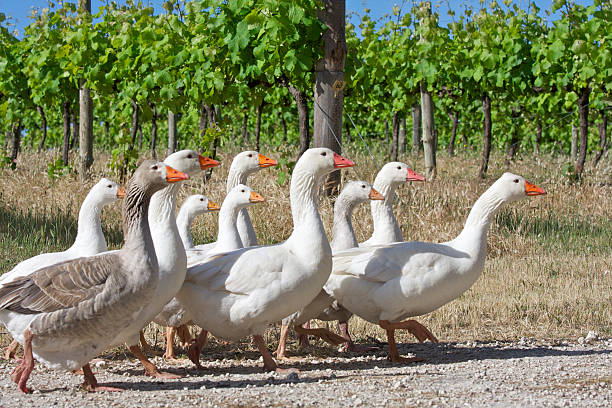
left=98, top=374, right=335, bottom=392
left=397, top=341, right=611, bottom=366
left=72, top=342, right=612, bottom=392
left=92, top=339, right=610, bottom=384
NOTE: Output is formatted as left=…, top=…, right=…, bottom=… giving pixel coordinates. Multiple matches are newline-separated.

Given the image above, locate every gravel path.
left=1, top=336, right=610, bottom=407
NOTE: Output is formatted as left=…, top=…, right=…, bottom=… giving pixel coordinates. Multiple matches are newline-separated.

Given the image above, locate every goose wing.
left=0, top=254, right=116, bottom=314
left=331, top=241, right=468, bottom=283
left=331, top=244, right=407, bottom=283
left=186, top=244, right=285, bottom=295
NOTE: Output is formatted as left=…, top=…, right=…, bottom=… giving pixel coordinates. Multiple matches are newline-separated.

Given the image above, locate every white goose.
left=155, top=186, right=265, bottom=359
left=325, top=173, right=546, bottom=362
left=1, top=178, right=125, bottom=359
left=225, top=150, right=277, bottom=247
left=333, top=162, right=428, bottom=350
left=275, top=180, right=384, bottom=358
left=177, top=194, right=220, bottom=250
left=0, top=161, right=188, bottom=393
left=176, top=148, right=354, bottom=371
left=190, top=184, right=266, bottom=257
left=107, top=150, right=219, bottom=379
left=331, top=181, right=385, bottom=252
left=276, top=163, right=427, bottom=357
left=361, top=162, right=425, bottom=246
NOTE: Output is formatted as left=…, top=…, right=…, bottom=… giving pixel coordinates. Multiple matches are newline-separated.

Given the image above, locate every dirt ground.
left=0, top=335, right=610, bottom=407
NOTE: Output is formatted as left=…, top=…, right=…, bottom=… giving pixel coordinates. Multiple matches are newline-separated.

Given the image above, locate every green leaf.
left=580, top=65, right=596, bottom=81
left=571, top=40, right=587, bottom=55
left=473, top=65, right=483, bottom=82
left=548, top=40, right=565, bottom=61
left=228, top=0, right=247, bottom=13
left=288, top=4, right=305, bottom=24
left=284, top=49, right=297, bottom=71
left=534, top=76, right=543, bottom=87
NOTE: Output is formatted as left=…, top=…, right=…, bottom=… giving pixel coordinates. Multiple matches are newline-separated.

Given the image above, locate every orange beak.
left=249, top=191, right=265, bottom=203
left=368, top=188, right=384, bottom=200
left=333, top=152, right=355, bottom=168
left=406, top=169, right=425, bottom=182
left=116, top=187, right=126, bottom=199
left=165, top=165, right=189, bottom=183
left=207, top=200, right=220, bottom=211
left=525, top=180, right=546, bottom=196
left=258, top=154, right=278, bottom=168
left=198, top=155, right=220, bottom=170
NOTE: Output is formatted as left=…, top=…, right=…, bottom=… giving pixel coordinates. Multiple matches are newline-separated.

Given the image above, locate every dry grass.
left=0, top=146, right=610, bottom=348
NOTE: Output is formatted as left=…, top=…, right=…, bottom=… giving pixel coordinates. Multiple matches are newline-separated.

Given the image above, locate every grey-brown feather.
left=0, top=255, right=116, bottom=314
left=0, top=159, right=164, bottom=349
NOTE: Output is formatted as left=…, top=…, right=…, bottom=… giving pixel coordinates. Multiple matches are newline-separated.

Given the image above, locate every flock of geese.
left=0, top=147, right=546, bottom=393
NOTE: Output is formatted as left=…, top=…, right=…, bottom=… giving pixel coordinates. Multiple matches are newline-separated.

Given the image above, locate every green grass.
left=0, top=199, right=123, bottom=274
left=496, top=207, right=612, bottom=254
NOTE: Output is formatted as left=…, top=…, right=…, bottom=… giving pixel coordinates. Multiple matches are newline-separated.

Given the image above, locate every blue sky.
left=1, top=0, right=594, bottom=37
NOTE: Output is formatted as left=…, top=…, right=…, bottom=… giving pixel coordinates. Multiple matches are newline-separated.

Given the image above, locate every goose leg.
left=380, top=319, right=438, bottom=343
left=379, top=320, right=425, bottom=363
left=253, top=335, right=298, bottom=374
left=128, top=345, right=181, bottom=379
left=275, top=324, right=290, bottom=359
left=337, top=321, right=378, bottom=353
left=297, top=321, right=311, bottom=349
left=3, top=339, right=19, bottom=360
left=294, top=325, right=346, bottom=346
left=10, top=329, right=34, bottom=393
left=163, top=327, right=177, bottom=359
left=82, top=363, right=123, bottom=392
left=187, top=329, right=208, bottom=369
left=139, top=330, right=152, bottom=354
left=175, top=325, right=193, bottom=347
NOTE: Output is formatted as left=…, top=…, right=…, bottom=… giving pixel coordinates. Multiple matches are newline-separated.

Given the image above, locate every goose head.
left=163, top=150, right=219, bottom=178
left=296, top=148, right=355, bottom=178
left=182, top=194, right=220, bottom=217
left=375, top=162, right=424, bottom=188
left=340, top=180, right=384, bottom=205
left=226, top=184, right=265, bottom=209
left=131, top=160, right=189, bottom=194
left=492, top=172, right=546, bottom=203
left=91, top=177, right=126, bottom=205
left=230, top=150, right=278, bottom=176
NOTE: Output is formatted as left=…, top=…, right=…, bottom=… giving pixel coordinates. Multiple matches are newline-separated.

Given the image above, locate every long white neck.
left=226, top=166, right=248, bottom=191
left=176, top=206, right=196, bottom=249
left=286, top=166, right=330, bottom=257
left=214, top=199, right=245, bottom=253
left=226, top=166, right=258, bottom=247
left=330, top=196, right=359, bottom=253
left=71, top=191, right=107, bottom=253
left=367, top=179, right=403, bottom=244
left=453, top=185, right=506, bottom=257
left=149, top=183, right=180, bottom=228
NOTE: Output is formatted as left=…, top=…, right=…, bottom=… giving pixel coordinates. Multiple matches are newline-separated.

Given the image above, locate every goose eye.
left=321, top=152, right=327, bottom=156
left=241, top=189, right=245, bottom=193
left=248, top=154, right=253, bottom=157
left=513, top=179, right=519, bottom=183
left=187, top=154, right=192, bottom=159
left=200, top=198, right=204, bottom=201
left=107, top=185, right=112, bottom=188
left=152, top=165, right=158, bottom=170
left=361, top=185, right=366, bottom=188
left=397, top=166, right=401, bottom=170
